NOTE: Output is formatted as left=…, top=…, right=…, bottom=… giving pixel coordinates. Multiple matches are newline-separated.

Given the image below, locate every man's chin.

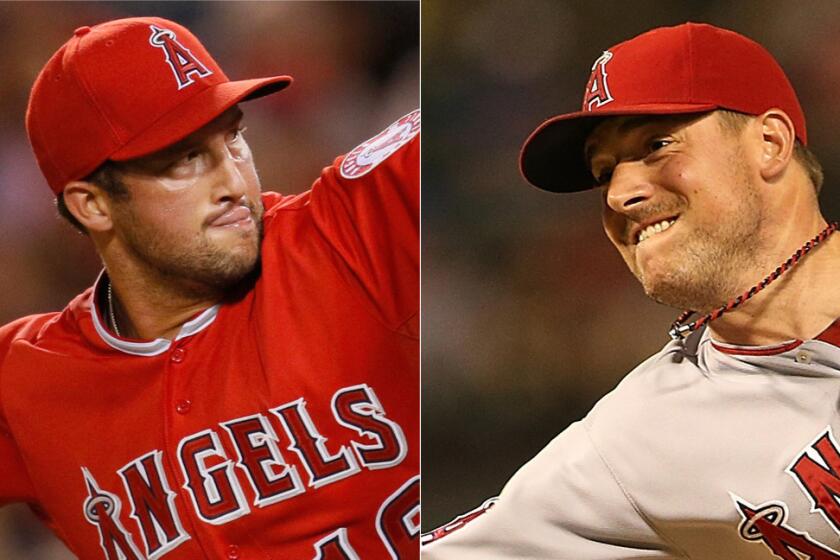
left=176, top=248, right=260, bottom=298
left=642, top=274, right=725, bottom=313
left=204, top=226, right=263, bottom=292
left=213, top=253, right=260, bottom=287
left=215, top=257, right=261, bottom=302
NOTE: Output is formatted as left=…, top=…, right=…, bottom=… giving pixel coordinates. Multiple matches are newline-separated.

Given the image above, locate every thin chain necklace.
left=669, top=221, right=839, bottom=340
left=107, top=279, right=121, bottom=338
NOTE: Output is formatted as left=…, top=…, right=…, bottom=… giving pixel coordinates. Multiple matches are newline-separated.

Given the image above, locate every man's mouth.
left=209, top=205, right=254, bottom=228
left=636, top=217, right=678, bottom=244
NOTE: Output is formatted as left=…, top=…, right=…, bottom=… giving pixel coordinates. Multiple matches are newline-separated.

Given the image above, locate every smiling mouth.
left=636, top=217, right=678, bottom=244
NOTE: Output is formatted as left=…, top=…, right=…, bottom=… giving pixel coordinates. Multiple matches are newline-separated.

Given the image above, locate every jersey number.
left=313, top=476, right=419, bottom=560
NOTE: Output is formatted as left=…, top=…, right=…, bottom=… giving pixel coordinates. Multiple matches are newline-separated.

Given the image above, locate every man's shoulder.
left=606, top=335, right=695, bottom=382
left=261, top=191, right=311, bottom=216
left=0, top=289, right=93, bottom=360
left=0, top=314, right=56, bottom=351
left=585, top=333, right=707, bottom=436
left=0, top=314, right=62, bottom=382
left=581, top=329, right=755, bottom=487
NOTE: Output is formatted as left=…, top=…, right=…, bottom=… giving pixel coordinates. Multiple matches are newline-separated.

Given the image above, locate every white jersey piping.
left=89, top=271, right=219, bottom=357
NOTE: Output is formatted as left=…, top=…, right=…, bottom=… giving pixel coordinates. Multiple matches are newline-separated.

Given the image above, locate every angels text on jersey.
left=80, top=383, right=418, bottom=559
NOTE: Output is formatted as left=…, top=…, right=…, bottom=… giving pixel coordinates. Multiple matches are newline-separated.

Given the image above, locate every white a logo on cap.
left=148, top=25, right=213, bottom=90
left=584, top=51, right=614, bottom=111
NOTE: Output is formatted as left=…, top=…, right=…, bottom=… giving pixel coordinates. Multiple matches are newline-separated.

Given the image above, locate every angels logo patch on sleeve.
left=340, top=110, right=420, bottom=179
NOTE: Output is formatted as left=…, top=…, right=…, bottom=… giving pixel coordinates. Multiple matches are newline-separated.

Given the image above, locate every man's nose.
left=212, top=145, right=247, bottom=203
left=604, top=161, right=655, bottom=214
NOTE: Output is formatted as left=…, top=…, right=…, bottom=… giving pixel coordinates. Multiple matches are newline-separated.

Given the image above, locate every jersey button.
left=175, top=399, right=192, bottom=415
left=171, top=348, right=186, bottom=363
left=226, top=544, right=241, bottom=559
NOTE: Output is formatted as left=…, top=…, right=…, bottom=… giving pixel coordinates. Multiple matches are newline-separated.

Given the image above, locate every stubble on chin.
left=118, top=199, right=266, bottom=298
left=193, top=201, right=266, bottom=292
left=636, top=207, right=764, bottom=313
left=639, top=236, right=751, bottom=312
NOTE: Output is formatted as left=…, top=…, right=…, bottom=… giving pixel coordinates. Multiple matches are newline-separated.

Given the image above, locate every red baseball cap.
left=519, top=22, right=807, bottom=193
left=26, top=17, right=293, bottom=194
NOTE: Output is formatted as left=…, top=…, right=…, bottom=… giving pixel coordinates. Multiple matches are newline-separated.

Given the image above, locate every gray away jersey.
left=422, top=321, right=840, bottom=559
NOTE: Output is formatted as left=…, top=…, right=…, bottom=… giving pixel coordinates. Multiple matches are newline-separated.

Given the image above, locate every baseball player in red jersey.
left=0, top=17, right=418, bottom=560
left=423, top=23, right=840, bottom=559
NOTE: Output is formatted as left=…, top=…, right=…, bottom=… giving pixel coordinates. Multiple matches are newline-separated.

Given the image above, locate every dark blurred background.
left=0, top=1, right=417, bottom=556
left=421, top=0, right=840, bottom=530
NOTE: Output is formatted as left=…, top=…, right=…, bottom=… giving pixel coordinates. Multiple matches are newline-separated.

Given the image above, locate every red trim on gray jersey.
left=710, top=317, right=840, bottom=356
left=421, top=498, right=498, bottom=545
left=711, top=339, right=803, bottom=356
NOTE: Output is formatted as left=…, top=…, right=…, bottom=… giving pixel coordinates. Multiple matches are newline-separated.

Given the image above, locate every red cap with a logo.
left=519, top=22, right=806, bottom=193
left=26, top=17, right=293, bottom=194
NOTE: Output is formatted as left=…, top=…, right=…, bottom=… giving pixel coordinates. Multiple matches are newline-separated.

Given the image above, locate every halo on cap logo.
left=340, top=109, right=420, bottom=179
left=148, top=25, right=213, bottom=90
left=584, top=50, right=614, bottom=111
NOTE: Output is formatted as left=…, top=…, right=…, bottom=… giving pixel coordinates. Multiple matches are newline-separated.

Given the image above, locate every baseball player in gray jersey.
left=422, top=22, right=840, bottom=560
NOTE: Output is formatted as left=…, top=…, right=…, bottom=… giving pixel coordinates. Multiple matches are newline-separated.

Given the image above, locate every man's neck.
left=104, top=261, right=221, bottom=341
left=709, top=221, right=840, bottom=346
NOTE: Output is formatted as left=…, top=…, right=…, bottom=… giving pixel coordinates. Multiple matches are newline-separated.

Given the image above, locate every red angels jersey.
left=0, top=110, right=419, bottom=560
left=423, top=320, right=840, bottom=560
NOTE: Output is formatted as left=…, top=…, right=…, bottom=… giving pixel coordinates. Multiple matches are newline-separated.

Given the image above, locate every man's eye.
left=230, top=126, right=247, bottom=142
left=594, top=168, right=613, bottom=186
left=181, top=151, right=200, bottom=164
left=648, top=138, right=672, bottom=152
left=167, top=150, right=200, bottom=170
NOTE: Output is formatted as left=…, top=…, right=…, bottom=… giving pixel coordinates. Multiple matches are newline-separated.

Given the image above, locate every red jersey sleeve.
left=307, top=110, right=419, bottom=334
left=0, top=317, right=44, bottom=506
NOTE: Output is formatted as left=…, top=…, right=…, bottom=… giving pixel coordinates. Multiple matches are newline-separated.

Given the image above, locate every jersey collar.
left=707, top=318, right=840, bottom=357
left=89, top=271, right=219, bottom=356
left=691, top=320, right=840, bottom=377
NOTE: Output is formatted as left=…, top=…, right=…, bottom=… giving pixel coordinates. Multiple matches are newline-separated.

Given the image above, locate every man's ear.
left=756, top=109, right=796, bottom=182
left=61, top=181, right=115, bottom=233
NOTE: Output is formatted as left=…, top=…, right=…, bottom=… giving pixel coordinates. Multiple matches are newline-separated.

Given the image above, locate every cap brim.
left=519, top=102, right=717, bottom=193
left=111, top=75, right=293, bottom=161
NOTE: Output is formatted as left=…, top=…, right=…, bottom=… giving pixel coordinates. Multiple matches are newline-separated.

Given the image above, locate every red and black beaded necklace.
left=668, top=221, right=839, bottom=340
